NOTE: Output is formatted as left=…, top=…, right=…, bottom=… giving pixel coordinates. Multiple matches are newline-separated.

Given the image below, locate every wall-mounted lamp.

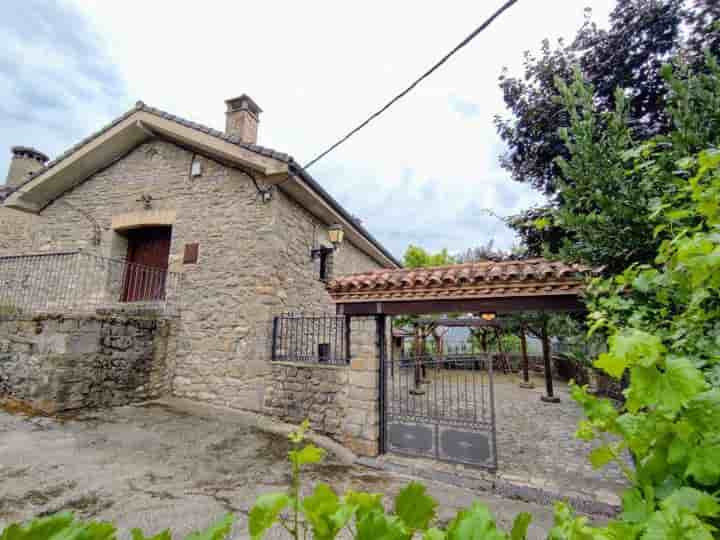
left=311, top=224, right=345, bottom=260
left=480, top=312, right=497, bottom=321
left=328, top=223, right=344, bottom=248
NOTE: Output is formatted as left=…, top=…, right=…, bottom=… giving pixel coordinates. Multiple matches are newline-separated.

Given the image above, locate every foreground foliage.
left=249, top=420, right=532, bottom=539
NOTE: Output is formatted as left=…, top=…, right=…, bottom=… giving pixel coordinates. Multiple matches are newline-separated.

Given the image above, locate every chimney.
left=5, top=146, right=49, bottom=188
left=225, top=94, right=262, bottom=144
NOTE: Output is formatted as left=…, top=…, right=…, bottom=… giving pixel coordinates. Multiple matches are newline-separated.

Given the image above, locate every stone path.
left=493, top=373, right=628, bottom=503
left=384, top=369, right=628, bottom=510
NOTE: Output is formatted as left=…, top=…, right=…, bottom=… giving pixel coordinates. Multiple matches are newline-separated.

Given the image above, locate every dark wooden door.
left=122, top=227, right=172, bottom=302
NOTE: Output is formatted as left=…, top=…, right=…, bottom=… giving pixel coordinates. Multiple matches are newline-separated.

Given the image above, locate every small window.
left=190, top=158, right=202, bottom=177
left=319, top=251, right=332, bottom=281
left=318, top=343, right=330, bottom=363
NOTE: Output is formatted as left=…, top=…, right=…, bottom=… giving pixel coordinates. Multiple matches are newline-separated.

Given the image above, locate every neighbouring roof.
left=4, top=101, right=400, bottom=268
left=327, top=258, right=595, bottom=303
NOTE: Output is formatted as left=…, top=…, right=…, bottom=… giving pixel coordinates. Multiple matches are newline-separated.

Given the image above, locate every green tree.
left=549, top=58, right=720, bottom=539
left=402, top=245, right=454, bottom=269
left=496, top=0, right=720, bottom=263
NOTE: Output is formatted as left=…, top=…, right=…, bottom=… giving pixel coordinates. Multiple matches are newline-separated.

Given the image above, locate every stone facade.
left=0, top=139, right=387, bottom=418
left=0, top=207, right=37, bottom=254
left=0, top=313, right=175, bottom=413
left=264, top=316, right=382, bottom=456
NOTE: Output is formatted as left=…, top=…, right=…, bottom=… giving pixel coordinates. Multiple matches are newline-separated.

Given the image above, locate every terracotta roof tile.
left=327, top=258, right=596, bottom=302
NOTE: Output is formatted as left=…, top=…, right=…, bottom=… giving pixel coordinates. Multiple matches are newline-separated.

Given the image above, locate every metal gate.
left=382, top=353, right=497, bottom=469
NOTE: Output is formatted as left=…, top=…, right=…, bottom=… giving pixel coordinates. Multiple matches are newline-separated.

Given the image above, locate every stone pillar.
left=340, top=316, right=381, bottom=457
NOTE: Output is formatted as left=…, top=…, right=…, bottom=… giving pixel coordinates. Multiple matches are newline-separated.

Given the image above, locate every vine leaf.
left=446, top=503, right=506, bottom=540
left=394, top=482, right=438, bottom=532
left=662, top=487, right=720, bottom=517
left=510, top=512, right=532, bottom=540
left=344, top=490, right=384, bottom=521
left=302, top=483, right=352, bottom=540
left=289, top=444, right=326, bottom=468
left=355, top=511, right=407, bottom=540
left=249, top=493, right=288, bottom=540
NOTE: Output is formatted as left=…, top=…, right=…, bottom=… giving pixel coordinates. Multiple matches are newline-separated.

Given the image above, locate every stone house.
left=0, top=95, right=399, bottom=416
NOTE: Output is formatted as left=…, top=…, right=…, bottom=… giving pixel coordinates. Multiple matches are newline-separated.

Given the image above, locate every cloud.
left=2, top=0, right=617, bottom=261
left=0, top=0, right=129, bottom=179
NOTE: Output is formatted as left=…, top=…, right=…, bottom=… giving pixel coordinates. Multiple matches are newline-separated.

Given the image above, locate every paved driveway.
left=0, top=398, right=562, bottom=540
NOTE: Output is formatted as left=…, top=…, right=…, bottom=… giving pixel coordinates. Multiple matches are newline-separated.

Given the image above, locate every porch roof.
left=328, top=258, right=596, bottom=315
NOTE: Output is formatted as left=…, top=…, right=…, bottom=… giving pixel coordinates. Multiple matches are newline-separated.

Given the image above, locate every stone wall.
left=0, top=139, right=389, bottom=414
left=0, top=313, right=175, bottom=413
left=263, top=316, right=382, bottom=457
left=0, top=207, right=37, bottom=254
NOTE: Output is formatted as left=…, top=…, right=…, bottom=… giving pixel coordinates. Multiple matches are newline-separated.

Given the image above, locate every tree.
left=496, top=0, right=720, bottom=266
left=402, top=245, right=454, bottom=268
left=555, top=59, right=720, bottom=538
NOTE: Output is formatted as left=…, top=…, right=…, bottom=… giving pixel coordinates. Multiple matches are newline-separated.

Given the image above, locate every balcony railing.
left=0, top=251, right=183, bottom=317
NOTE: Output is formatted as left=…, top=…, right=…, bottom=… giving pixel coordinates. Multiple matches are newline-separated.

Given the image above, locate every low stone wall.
left=264, top=362, right=348, bottom=437
left=0, top=313, right=176, bottom=413
left=263, top=316, right=380, bottom=457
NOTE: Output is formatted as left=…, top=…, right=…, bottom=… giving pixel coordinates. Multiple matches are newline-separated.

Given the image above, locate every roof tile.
left=327, top=258, right=596, bottom=302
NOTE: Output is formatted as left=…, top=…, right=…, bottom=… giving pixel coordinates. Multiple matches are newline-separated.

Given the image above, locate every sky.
left=0, top=0, right=616, bottom=260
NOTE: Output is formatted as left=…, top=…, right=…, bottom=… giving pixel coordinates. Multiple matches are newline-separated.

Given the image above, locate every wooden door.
left=122, top=226, right=172, bottom=302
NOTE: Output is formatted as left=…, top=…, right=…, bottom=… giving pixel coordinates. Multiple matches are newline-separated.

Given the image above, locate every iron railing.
left=271, top=313, right=349, bottom=365
left=0, top=251, right=182, bottom=316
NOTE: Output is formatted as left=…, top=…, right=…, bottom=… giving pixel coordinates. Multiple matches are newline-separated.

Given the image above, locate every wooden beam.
left=336, top=295, right=585, bottom=316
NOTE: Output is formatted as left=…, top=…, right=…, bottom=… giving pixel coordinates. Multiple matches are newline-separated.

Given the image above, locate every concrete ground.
left=0, top=398, right=571, bottom=540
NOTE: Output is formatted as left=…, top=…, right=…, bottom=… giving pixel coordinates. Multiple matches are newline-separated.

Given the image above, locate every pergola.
left=328, top=258, right=595, bottom=402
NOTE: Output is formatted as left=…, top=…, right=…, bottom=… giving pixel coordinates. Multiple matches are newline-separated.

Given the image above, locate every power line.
left=302, top=0, right=521, bottom=170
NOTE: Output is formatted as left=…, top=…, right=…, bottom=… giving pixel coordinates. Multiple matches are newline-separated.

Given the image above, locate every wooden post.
left=540, top=318, right=560, bottom=403
left=519, top=323, right=534, bottom=388
left=410, top=325, right=425, bottom=395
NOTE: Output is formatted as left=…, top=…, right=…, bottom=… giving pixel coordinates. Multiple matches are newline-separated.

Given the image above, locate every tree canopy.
left=496, top=0, right=720, bottom=268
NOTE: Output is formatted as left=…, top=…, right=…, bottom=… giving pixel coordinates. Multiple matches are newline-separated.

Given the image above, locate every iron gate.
left=382, top=353, right=497, bottom=469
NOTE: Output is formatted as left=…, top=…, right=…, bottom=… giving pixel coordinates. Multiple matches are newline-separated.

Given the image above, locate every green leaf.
left=301, top=484, right=351, bottom=540
left=662, top=487, right=720, bottom=517
left=589, top=445, right=616, bottom=470
left=355, top=511, right=407, bottom=540
left=685, top=390, right=720, bottom=432
left=343, top=490, right=384, bottom=521
left=424, top=529, right=446, bottom=540
left=289, top=444, right=326, bottom=467
left=249, top=493, right=289, bottom=540
left=643, top=506, right=715, bottom=540
left=394, top=482, right=438, bottom=532
left=621, top=488, right=653, bottom=523
left=184, top=514, right=233, bottom=540
left=510, top=512, right=532, bottom=540
left=626, top=357, right=706, bottom=414
left=594, top=329, right=666, bottom=379
left=685, top=443, right=720, bottom=486
left=446, top=503, right=506, bottom=540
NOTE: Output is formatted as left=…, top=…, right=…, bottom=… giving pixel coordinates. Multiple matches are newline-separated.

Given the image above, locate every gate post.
left=340, top=315, right=383, bottom=457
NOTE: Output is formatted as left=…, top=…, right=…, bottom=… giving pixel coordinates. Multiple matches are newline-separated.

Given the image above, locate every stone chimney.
left=5, top=146, right=49, bottom=188
left=225, top=94, right=262, bottom=144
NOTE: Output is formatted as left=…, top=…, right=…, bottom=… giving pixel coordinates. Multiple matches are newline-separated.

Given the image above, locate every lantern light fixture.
left=311, top=224, right=345, bottom=260
left=481, top=312, right=496, bottom=321
left=328, top=223, right=344, bottom=248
